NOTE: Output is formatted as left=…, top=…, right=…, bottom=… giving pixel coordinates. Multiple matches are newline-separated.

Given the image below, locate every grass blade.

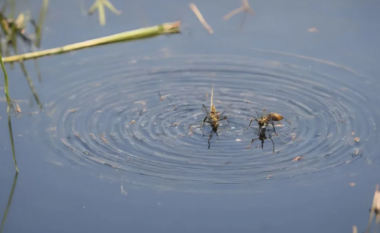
left=98, top=2, right=105, bottom=26
left=103, top=0, right=121, bottom=15
left=0, top=172, right=18, bottom=233
left=1, top=51, right=18, bottom=173
left=35, top=0, right=49, bottom=48
left=0, top=51, right=12, bottom=108
left=88, top=0, right=99, bottom=14
left=34, top=59, right=42, bottom=82
left=19, top=61, right=42, bottom=109
left=2, top=21, right=181, bottom=62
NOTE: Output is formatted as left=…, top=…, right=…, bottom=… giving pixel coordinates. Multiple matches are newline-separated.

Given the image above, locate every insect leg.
left=245, top=118, right=256, bottom=130
left=221, top=116, right=229, bottom=123
left=247, top=137, right=258, bottom=149
left=208, top=129, right=214, bottom=149
left=271, top=121, right=278, bottom=136
left=201, top=117, right=208, bottom=136
left=269, top=135, right=275, bottom=153
left=202, top=104, right=209, bottom=115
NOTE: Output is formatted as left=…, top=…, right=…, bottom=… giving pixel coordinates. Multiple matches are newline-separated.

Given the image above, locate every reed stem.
left=2, top=21, right=181, bottom=63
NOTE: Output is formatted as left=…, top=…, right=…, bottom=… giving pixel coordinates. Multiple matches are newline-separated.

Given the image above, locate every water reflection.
left=366, top=184, right=380, bottom=233
left=0, top=172, right=18, bottom=233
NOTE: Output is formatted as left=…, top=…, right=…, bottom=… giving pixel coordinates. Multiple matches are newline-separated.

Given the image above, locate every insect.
left=247, top=126, right=275, bottom=153
left=245, top=108, right=290, bottom=136
left=200, top=84, right=229, bottom=149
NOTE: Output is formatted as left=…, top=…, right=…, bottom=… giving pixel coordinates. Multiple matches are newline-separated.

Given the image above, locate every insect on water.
left=245, top=108, right=291, bottom=136
left=245, top=108, right=291, bottom=153
left=200, top=84, right=229, bottom=149
left=247, top=126, right=275, bottom=153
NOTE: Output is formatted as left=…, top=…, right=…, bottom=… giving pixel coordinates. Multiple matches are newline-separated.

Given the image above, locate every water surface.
left=1, top=0, right=380, bottom=232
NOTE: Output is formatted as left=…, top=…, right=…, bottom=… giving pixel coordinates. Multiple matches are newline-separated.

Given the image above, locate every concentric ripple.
left=32, top=50, right=380, bottom=192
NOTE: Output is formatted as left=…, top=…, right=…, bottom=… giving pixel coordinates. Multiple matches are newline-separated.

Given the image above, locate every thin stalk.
left=0, top=172, right=19, bottom=233
left=0, top=51, right=18, bottom=172
left=35, top=0, right=49, bottom=48
left=7, top=110, right=18, bottom=173
left=0, top=51, right=11, bottom=108
left=33, top=0, right=49, bottom=83
left=2, top=21, right=181, bottom=63
left=19, top=61, right=42, bottom=108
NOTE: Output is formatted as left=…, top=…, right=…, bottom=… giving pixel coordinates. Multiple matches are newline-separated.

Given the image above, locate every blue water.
left=1, top=0, right=380, bottom=232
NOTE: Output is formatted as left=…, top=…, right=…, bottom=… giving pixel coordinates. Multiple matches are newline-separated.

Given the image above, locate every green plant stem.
left=0, top=51, right=11, bottom=108
left=2, top=21, right=181, bottom=63
left=0, top=51, right=18, bottom=173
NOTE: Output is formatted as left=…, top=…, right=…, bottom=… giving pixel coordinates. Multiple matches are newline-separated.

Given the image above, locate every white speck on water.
left=236, top=139, right=241, bottom=142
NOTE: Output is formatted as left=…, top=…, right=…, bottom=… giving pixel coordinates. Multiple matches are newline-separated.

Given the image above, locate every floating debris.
left=89, top=133, right=96, bottom=140
left=68, top=108, right=79, bottom=113
left=46, top=127, right=57, bottom=132
left=130, top=120, right=136, bottom=125
left=189, top=3, right=213, bottom=34
left=158, top=91, right=171, bottom=101
left=292, top=156, right=304, bottom=161
left=100, top=134, right=108, bottom=144
left=73, top=131, right=81, bottom=138
left=120, top=185, right=128, bottom=196
left=171, top=122, right=180, bottom=127
left=352, top=148, right=363, bottom=157
left=350, top=183, right=356, bottom=187
left=236, top=139, right=241, bottom=142
left=354, top=137, right=360, bottom=143
left=134, top=100, right=146, bottom=106
left=14, top=103, right=22, bottom=114
left=223, top=0, right=254, bottom=20
left=307, top=27, right=318, bottom=33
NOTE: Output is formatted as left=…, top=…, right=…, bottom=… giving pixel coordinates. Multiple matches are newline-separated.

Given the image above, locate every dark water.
left=1, top=0, right=380, bottom=232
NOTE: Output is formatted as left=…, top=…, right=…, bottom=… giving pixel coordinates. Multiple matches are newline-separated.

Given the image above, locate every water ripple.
left=32, top=51, right=380, bottom=192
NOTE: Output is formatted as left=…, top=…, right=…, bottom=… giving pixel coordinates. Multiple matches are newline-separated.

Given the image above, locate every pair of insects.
left=200, top=85, right=290, bottom=151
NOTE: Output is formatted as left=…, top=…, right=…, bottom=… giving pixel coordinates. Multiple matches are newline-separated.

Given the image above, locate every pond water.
left=1, top=0, right=380, bottom=232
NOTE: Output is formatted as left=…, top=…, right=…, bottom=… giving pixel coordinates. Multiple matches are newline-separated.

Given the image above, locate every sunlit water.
left=29, top=48, right=380, bottom=192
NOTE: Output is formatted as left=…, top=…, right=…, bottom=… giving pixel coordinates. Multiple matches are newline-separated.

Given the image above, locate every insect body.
left=246, top=108, right=290, bottom=136
left=247, top=126, right=275, bottom=153
left=200, top=85, right=229, bottom=149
